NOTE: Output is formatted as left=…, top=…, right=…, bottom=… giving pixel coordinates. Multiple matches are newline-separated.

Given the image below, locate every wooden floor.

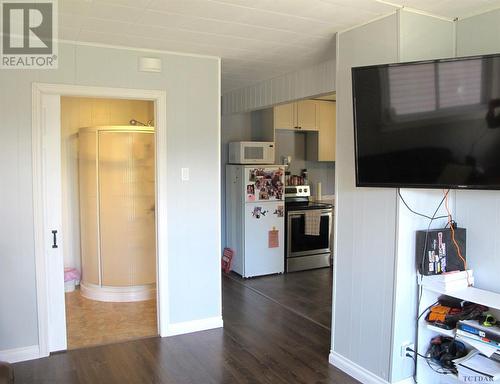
left=65, top=289, right=157, bottom=349
left=13, top=273, right=357, bottom=384
left=228, top=267, right=332, bottom=329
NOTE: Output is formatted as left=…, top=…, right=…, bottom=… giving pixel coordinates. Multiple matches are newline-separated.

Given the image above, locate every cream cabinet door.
left=273, top=102, right=296, bottom=130
left=318, top=101, right=336, bottom=161
left=296, top=100, right=318, bottom=131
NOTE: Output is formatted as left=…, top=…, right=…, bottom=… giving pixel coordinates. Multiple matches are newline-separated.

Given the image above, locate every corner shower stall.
left=78, top=125, right=156, bottom=302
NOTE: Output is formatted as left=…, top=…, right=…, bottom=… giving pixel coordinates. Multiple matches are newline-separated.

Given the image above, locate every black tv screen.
left=352, top=54, right=500, bottom=189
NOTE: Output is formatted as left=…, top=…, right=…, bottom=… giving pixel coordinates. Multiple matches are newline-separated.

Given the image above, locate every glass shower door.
left=98, top=130, right=156, bottom=287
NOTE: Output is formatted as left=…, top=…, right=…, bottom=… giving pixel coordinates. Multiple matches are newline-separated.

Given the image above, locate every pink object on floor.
left=64, top=268, right=80, bottom=282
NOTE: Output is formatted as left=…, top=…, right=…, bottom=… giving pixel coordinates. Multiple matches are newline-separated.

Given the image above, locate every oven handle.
left=288, top=209, right=332, bottom=216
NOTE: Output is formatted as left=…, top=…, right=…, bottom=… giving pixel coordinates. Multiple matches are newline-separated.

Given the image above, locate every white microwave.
left=228, top=141, right=275, bottom=164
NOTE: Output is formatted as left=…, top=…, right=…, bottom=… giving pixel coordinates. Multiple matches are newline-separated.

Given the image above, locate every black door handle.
left=52, top=230, right=58, bottom=249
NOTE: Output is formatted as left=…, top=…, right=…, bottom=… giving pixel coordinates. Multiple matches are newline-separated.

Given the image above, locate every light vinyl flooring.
left=65, top=288, right=157, bottom=349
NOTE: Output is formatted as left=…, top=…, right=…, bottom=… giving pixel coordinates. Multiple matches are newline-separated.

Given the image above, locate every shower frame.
left=79, top=125, right=157, bottom=302
left=32, top=83, right=169, bottom=358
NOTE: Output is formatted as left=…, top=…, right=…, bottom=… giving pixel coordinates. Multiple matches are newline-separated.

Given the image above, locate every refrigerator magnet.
left=246, top=184, right=255, bottom=201
left=252, top=206, right=267, bottom=219
left=268, top=228, right=279, bottom=248
left=273, top=205, right=284, bottom=218
left=259, top=189, right=270, bottom=200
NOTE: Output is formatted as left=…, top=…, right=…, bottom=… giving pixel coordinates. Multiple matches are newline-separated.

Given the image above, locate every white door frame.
left=32, top=83, right=168, bottom=357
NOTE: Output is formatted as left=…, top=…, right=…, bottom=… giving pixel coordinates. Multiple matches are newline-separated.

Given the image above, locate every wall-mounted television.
left=352, top=53, right=500, bottom=189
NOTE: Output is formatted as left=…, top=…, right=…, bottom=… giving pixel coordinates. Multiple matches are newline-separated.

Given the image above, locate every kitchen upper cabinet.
left=273, top=100, right=318, bottom=131
left=273, top=103, right=295, bottom=130
left=306, top=101, right=336, bottom=162
left=296, top=100, right=318, bottom=131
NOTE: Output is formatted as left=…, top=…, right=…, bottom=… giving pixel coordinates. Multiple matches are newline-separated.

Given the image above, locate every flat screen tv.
left=352, top=53, right=500, bottom=189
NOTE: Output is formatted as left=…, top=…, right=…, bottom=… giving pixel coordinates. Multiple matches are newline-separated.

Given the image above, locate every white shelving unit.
left=416, top=283, right=500, bottom=383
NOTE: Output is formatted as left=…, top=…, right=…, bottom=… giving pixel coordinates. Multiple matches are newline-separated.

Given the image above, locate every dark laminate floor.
left=13, top=273, right=356, bottom=384
left=228, top=267, right=332, bottom=330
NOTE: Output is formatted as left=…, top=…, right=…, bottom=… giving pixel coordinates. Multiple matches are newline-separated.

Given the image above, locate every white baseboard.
left=0, top=345, right=40, bottom=363
left=165, top=316, right=223, bottom=337
left=329, top=351, right=390, bottom=384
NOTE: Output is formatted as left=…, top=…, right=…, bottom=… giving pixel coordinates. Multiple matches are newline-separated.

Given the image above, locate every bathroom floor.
left=65, top=288, right=157, bottom=350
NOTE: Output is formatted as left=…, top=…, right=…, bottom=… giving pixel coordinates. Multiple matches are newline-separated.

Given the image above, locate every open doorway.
left=32, top=84, right=168, bottom=358
left=222, top=92, right=336, bottom=329
left=60, top=97, right=157, bottom=349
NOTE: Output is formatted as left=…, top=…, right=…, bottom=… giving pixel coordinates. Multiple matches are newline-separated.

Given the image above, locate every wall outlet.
left=401, top=342, right=415, bottom=358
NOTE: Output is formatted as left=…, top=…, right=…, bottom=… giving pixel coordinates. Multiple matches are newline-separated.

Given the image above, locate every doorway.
left=32, top=84, right=168, bottom=357
left=221, top=91, right=336, bottom=329
left=61, top=97, right=157, bottom=349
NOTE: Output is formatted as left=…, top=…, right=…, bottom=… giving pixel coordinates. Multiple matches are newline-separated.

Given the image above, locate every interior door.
left=42, top=94, right=67, bottom=352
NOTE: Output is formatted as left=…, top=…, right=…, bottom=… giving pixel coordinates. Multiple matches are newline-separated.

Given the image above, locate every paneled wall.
left=455, top=9, right=500, bottom=294
left=0, top=42, right=220, bottom=354
left=60, top=97, right=154, bottom=273
left=332, top=14, right=399, bottom=381
left=222, top=59, right=336, bottom=114
left=389, top=11, right=455, bottom=383
left=456, top=9, right=500, bottom=57
left=332, top=10, right=457, bottom=383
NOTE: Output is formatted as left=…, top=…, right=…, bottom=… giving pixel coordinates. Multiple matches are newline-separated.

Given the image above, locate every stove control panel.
left=285, top=185, right=310, bottom=198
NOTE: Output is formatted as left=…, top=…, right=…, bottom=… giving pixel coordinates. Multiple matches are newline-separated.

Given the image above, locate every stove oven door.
left=286, top=209, right=332, bottom=271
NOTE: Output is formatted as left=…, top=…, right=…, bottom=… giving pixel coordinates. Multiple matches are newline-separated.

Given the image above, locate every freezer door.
left=244, top=166, right=284, bottom=203
left=244, top=202, right=285, bottom=277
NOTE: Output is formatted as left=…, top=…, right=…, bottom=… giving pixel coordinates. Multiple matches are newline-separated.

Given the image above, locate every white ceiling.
left=59, top=0, right=500, bottom=93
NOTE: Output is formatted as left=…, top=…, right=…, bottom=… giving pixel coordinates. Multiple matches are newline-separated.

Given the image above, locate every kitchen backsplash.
left=275, top=130, right=335, bottom=195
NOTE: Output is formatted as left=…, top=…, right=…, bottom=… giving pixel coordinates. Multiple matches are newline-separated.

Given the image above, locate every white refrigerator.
left=226, top=165, right=285, bottom=278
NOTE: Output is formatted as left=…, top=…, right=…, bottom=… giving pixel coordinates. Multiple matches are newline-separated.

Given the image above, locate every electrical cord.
left=406, top=348, right=456, bottom=376
left=418, top=190, right=450, bottom=298
left=414, top=189, right=450, bottom=383
left=406, top=348, right=431, bottom=360
left=398, top=189, right=449, bottom=221
left=426, top=359, right=455, bottom=375
left=417, top=300, right=439, bottom=321
left=397, top=188, right=451, bottom=383
left=444, top=192, right=471, bottom=286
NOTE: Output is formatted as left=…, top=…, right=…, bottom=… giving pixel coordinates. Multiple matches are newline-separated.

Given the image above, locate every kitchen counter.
left=311, top=195, right=335, bottom=207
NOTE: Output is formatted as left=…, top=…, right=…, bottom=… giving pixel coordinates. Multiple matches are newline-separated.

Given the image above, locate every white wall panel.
left=457, top=9, right=500, bottom=56
left=333, top=14, right=398, bottom=381
left=222, top=59, right=336, bottom=114
left=0, top=43, right=220, bottom=351
left=455, top=9, right=500, bottom=295
left=333, top=8, right=500, bottom=384
left=389, top=11, right=456, bottom=383
left=454, top=191, right=500, bottom=292
left=399, top=10, right=455, bottom=62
